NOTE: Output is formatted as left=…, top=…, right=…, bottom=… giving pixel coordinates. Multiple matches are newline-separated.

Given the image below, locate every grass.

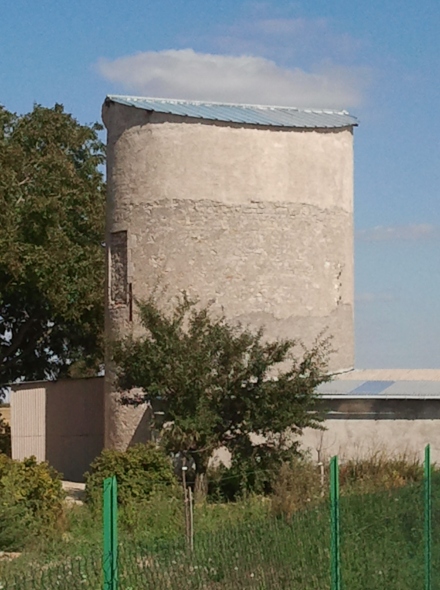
left=0, top=453, right=437, bottom=590
left=117, top=477, right=437, bottom=590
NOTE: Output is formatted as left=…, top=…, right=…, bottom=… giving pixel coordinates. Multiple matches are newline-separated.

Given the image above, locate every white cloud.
left=97, top=48, right=368, bottom=109
left=356, top=224, right=440, bottom=242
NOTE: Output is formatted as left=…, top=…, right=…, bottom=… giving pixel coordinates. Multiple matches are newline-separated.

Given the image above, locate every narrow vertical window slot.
left=110, top=230, right=128, bottom=305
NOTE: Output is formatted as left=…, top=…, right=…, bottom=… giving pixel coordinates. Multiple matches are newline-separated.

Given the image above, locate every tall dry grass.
left=271, top=450, right=425, bottom=519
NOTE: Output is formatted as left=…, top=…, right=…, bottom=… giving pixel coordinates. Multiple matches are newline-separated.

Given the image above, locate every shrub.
left=84, top=443, right=179, bottom=509
left=0, top=498, right=35, bottom=551
left=208, top=454, right=279, bottom=502
left=0, top=455, right=65, bottom=550
left=207, top=443, right=307, bottom=502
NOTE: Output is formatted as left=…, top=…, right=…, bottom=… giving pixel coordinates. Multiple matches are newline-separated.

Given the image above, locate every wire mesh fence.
left=116, top=504, right=331, bottom=590
left=0, top=554, right=102, bottom=589
left=339, top=469, right=424, bottom=589
left=0, top=446, right=437, bottom=590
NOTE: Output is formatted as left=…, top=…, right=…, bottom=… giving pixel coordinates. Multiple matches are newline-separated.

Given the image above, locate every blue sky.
left=1, top=0, right=439, bottom=368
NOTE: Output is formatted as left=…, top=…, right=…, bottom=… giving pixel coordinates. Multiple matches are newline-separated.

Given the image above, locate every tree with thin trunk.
left=112, top=295, right=332, bottom=497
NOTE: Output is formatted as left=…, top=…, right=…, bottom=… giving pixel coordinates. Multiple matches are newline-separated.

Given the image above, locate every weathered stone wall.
left=103, top=101, right=355, bottom=450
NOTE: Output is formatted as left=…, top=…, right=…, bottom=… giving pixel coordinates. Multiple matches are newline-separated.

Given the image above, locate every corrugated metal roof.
left=349, top=381, right=395, bottom=395
left=317, top=379, right=440, bottom=400
left=106, top=95, right=358, bottom=129
left=337, top=369, right=440, bottom=381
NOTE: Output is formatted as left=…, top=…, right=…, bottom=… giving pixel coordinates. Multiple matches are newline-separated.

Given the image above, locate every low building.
left=9, top=369, right=440, bottom=480
left=302, top=369, right=440, bottom=463
left=10, top=377, right=104, bottom=482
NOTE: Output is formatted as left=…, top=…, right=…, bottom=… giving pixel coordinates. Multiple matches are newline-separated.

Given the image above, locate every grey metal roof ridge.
left=106, top=94, right=358, bottom=120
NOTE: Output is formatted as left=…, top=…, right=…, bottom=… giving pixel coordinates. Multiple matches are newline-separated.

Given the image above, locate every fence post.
left=330, top=455, right=341, bottom=590
left=425, top=445, right=432, bottom=590
left=103, top=476, right=118, bottom=590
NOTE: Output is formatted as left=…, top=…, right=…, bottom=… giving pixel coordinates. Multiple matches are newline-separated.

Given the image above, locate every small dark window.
left=110, top=230, right=128, bottom=305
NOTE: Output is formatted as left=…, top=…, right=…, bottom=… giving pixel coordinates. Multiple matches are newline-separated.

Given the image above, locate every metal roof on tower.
left=106, top=95, right=358, bottom=129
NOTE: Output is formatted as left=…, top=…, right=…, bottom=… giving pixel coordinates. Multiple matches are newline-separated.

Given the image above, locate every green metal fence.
left=0, top=446, right=437, bottom=589
left=426, top=444, right=432, bottom=590
left=331, top=446, right=432, bottom=590
left=103, top=476, right=118, bottom=590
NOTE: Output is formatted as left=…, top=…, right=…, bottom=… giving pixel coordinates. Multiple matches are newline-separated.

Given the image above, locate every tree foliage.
left=0, top=104, right=105, bottom=392
left=113, top=296, right=332, bottom=492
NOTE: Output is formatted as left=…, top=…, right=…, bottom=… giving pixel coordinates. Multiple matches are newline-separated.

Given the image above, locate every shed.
left=10, top=377, right=104, bottom=482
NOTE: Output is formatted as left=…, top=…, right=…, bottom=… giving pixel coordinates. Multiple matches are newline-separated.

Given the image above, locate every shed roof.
left=336, top=369, right=440, bottom=381
left=106, top=95, right=358, bottom=129
left=317, top=374, right=440, bottom=400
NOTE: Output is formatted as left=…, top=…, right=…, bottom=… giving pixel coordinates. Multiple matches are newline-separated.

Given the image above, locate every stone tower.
left=102, top=95, right=357, bottom=450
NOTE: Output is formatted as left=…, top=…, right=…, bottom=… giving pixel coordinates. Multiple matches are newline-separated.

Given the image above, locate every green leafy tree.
left=0, top=104, right=105, bottom=393
left=113, top=296, right=332, bottom=495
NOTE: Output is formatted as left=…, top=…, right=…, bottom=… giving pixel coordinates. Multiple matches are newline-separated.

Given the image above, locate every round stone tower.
left=102, top=95, right=357, bottom=450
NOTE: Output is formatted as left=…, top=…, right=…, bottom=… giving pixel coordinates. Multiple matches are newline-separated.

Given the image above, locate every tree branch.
left=0, top=314, right=38, bottom=366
